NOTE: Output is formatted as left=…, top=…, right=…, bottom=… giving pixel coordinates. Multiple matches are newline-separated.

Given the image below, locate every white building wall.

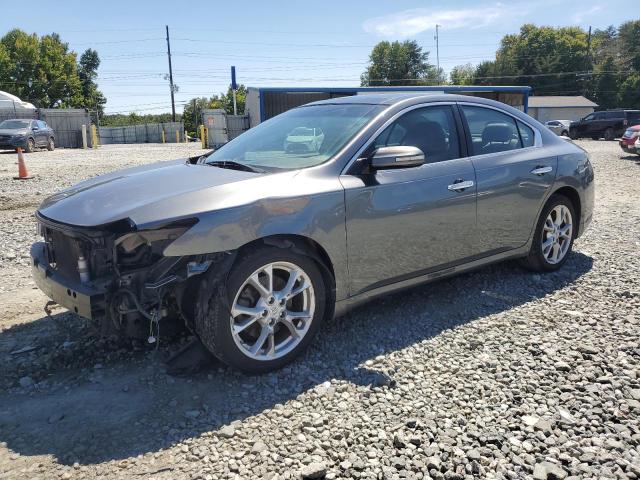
left=529, top=106, right=594, bottom=123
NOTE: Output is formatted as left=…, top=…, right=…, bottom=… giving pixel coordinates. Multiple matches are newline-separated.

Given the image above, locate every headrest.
left=482, top=123, right=513, bottom=144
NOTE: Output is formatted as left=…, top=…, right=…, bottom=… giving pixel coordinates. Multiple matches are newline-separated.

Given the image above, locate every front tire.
left=24, top=138, right=35, bottom=153
left=521, top=194, right=576, bottom=272
left=194, top=245, right=327, bottom=373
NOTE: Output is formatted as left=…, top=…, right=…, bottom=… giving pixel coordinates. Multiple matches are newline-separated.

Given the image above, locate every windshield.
left=205, top=104, right=382, bottom=171
left=0, top=120, right=30, bottom=129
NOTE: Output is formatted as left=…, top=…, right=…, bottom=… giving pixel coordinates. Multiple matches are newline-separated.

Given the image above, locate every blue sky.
left=0, top=0, right=632, bottom=115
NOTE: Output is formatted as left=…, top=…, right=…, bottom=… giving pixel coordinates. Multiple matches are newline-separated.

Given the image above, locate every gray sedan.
left=31, top=94, right=594, bottom=372
left=0, top=119, right=55, bottom=152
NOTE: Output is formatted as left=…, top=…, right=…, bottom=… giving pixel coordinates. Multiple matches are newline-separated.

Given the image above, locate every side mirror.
left=370, top=146, right=425, bottom=169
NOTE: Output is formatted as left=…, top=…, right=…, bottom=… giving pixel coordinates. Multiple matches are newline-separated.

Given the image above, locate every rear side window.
left=373, top=105, right=461, bottom=163
left=461, top=106, right=521, bottom=155
left=626, top=112, right=640, bottom=124
left=517, top=121, right=535, bottom=147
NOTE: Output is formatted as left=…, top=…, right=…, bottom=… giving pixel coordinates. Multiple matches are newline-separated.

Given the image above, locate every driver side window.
left=373, top=105, right=461, bottom=163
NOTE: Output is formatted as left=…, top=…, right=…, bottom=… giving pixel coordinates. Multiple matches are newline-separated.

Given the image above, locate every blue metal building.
left=245, top=86, right=532, bottom=127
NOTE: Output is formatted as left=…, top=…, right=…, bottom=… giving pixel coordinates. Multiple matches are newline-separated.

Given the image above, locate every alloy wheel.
left=230, top=261, right=315, bottom=361
left=541, top=205, right=573, bottom=264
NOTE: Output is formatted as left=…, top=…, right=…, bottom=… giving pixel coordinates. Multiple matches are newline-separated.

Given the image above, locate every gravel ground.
left=0, top=141, right=639, bottom=480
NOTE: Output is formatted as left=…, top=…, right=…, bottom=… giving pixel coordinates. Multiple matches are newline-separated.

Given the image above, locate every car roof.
left=304, top=92, right=514, bottom=107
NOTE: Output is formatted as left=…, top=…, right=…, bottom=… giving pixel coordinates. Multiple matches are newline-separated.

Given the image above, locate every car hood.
left=38, top=159, right=298, bottom=228
left=0, top=128, right=27, bottom=135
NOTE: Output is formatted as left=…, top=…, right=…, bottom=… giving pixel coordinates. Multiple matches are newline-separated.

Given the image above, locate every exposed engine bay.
left=33, top=213, right=230, bottom=343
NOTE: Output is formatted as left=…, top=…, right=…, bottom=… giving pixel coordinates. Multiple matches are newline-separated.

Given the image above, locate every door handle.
left=447, top=180, right=474, bottom=192
left=530, top=166, right=552, bottom=176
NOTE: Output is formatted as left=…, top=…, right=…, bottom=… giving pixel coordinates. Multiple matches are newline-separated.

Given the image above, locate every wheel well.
left=237, top=234, right=335, bottom=283
left=552, top=186, right=581, bottom=235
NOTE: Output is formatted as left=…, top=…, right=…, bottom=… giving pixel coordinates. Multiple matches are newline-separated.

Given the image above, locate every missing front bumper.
left=30, top=242, right=106, bottom=320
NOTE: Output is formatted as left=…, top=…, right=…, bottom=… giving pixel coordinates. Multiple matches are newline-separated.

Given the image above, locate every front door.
left=31, top=120, right=46, bottom=147
left=576, top=113, right=594, bottom=137
left=459, top=104, right=556, bottom=254
left=342, top=104, right=478, bottom=296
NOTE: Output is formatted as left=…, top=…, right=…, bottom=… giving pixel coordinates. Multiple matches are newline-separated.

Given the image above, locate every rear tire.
left=194, top=245, right=327, bottom=373
left=520, top=194, right=576, bottom=272
left=604, top=128, right=615, bottom=141
left=560, top=130, right=569, bottom=137
left=47, top=137, right=55, bottom=151
left=591, top=135, right=599, bottom=140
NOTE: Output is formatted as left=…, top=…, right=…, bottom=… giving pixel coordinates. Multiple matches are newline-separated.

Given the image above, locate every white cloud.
left=362, top=4, right=522, bottom=38
left=571, top=5, right=602, bottom=24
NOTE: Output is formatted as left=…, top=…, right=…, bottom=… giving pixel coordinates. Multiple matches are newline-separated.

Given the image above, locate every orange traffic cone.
left=13, top=147, right=33, bottom=180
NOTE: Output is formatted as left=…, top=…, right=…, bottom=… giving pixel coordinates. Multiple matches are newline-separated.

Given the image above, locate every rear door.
left=342, top=104, right=477, bottom=295
left=459, top=103, right=556, bottom=254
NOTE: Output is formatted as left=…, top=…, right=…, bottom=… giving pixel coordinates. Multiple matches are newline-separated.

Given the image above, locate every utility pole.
left=435, top=24, right=441, bottom=84
left=166, top=25, right=176, bottom=122
left=584, top=26, right=592, bottom=97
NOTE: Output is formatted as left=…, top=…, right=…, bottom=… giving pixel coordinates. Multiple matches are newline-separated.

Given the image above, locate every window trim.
left=342, top=102, right=464, bottom=175
left=455, top=102, right=542, bottom=161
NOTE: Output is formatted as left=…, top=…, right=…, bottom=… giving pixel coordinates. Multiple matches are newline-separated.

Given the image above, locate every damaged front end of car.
left=31, top=214, right=229, bottom=342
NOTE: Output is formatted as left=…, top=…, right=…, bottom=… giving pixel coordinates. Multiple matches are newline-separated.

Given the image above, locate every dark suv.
left=0, top=119, right=55, bottom=152
left=569, top=110, right=640, bottom=141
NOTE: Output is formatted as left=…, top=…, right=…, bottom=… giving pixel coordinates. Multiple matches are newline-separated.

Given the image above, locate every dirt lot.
left=0, top=142, right=638, bottom=480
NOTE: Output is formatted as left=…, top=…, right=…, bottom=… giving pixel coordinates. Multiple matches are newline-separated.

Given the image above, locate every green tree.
left=100, top=112, right=180, bottom=127
left=592, top=56, right=619, bottom=109
left=492, top=24, right=590, bottom=95
left=182, top=85, right=248, bottom=135
left=78, top=48, right=106, bottom=115
left=361, top=40, right=439, bottom=86
left=449, top=63, right=476, bottom=85
left=618, top=73, right=640, bottom=108
left=0, top=29, right=105, bottom=109
left=618, top=20, right=640, bottom=71
left=183, top=97, right=215, bottom=134
left=219, top=84, right=247, bottom=115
